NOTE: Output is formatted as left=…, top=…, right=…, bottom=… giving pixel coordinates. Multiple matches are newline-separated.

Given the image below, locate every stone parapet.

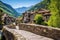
left=18, top=23, right=60, bottom=40
left=3, top=26, right=26, bottom=40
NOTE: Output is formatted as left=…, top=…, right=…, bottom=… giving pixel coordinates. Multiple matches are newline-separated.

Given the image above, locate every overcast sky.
left=1, top=0, right=42, bottom=8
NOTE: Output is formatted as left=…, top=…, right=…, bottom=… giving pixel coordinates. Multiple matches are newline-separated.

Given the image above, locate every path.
left=10, top=29, right=54, bottom=40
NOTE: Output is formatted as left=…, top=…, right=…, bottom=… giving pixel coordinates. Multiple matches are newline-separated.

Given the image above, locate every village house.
left=0, top=9, right=15, bottom=25
left=22, top=9, right=51, bottom=23
left=2, top=14, right=16, bottom=25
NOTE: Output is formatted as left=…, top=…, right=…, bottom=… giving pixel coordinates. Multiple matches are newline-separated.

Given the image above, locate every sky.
left=1, top=0, right=42, bottom=8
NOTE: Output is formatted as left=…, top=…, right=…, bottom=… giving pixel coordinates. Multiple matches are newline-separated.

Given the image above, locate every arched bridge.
left=2, top=23, right=60, bottom=40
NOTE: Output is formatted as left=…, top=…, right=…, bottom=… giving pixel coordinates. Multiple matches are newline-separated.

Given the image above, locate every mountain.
left=15, top=7, right=31, bottom=14
left=29, top=0, right=50, bottom=11
left=0, top=1, right=19, bottom=17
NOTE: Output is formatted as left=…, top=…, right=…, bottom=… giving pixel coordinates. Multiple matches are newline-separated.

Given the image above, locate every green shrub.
left=0, top=9, right=3, bottom=25
left=34, top=14, right=44, bottom=25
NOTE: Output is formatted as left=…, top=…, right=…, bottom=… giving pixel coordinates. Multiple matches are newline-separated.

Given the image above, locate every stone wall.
left=3, top=26, right=26, bottom=40
left=18, top=23, right=60, bottom=40
left=3, top=23, right=60, bottom=40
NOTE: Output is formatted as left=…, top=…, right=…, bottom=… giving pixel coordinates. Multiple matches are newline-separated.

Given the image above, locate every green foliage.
left=48, top=0, right=60, bottom=27
left=29, top=0, right=50, bottom=11
left=34, top=14, right=44, bottom=25
left=0, top=1, right=19, bottom=17
left=0, top=9, right=3, bottom=25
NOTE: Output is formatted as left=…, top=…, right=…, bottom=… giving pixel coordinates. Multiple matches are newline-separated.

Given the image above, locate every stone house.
left=0, top=9, right=15, bottom=25
left=22, top=9, right=51, bottom=23
left=2, top=14, right=15, bottom=25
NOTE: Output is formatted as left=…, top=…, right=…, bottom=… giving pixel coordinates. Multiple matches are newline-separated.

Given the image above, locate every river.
left=0, top=30, right=5, bottom=40
left=0, top=30, right=2, bottom=40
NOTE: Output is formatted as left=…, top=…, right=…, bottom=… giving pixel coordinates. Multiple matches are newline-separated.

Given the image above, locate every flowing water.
left=0, top=30, right=6, bottom=40
left=0, top=30, right=2, bottom=40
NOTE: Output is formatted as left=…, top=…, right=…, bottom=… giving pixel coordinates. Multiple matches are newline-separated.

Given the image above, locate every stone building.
left=0, top=9, right=15, bottom=25
left=22, top=11, right=35, bottom=23
left=2, top=14, right=15, bottom=25
left=22, top=9, right=51, bottom=23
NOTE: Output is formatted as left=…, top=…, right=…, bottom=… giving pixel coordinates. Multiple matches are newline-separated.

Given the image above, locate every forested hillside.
left=0, top=1, right=19, bottom=17
left=29, top=0, right=60, bottom=27
left=29, top=0, right=50, bottom=11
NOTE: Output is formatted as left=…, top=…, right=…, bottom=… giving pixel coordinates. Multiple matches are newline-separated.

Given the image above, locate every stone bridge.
left=2, top=23, right=60, bottom=40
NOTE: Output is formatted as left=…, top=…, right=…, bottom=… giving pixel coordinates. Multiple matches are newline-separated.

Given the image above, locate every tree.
left=29, top=0, right=50, bottom=11
left=0, top=10, right=2, bottom=25
left=34, top=14, right=44, bottom=25
left=48, top=0, right=60, bottom=27
left=0, top=9, right=3, bottom=25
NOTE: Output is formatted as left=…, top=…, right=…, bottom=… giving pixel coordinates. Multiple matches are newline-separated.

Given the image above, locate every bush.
left=34, top=14, right=44, bottom=25
left=0, top=9, right=3, bottom=25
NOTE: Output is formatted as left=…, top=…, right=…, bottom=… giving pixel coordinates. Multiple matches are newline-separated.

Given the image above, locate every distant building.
left=22, top=9, right=51, bottom=23
left=2, top=14, right=15, bottom=25
left=0, top=9, right=15, bottom=25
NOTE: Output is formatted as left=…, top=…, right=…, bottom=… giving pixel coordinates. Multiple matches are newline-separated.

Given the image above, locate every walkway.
left=12, top=29, right=54, bottom=40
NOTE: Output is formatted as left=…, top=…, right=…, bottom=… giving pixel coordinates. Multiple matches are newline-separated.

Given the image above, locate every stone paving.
left=14, top=30, right=54, bottom=40
left=4, top=26, right=54, bottom=40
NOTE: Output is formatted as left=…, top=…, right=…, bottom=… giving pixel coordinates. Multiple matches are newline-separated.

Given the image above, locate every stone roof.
left=23, top=9, right=50, bottom=15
